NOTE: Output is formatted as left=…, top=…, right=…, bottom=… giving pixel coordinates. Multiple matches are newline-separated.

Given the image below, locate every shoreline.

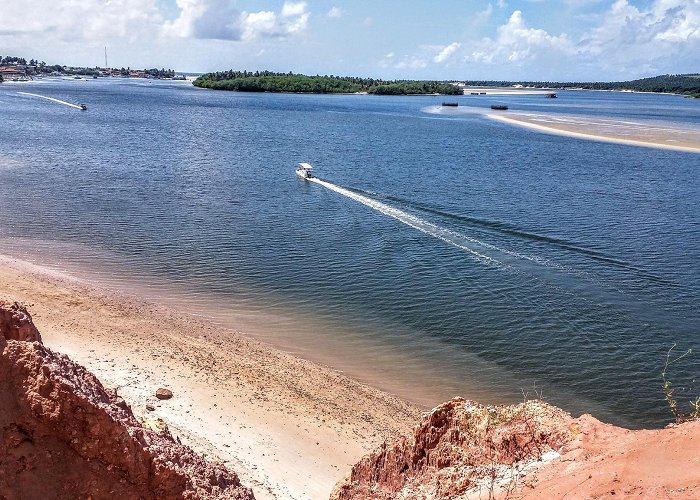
left=0, top=254, right=422, bottom=499
left=0, top=239, right=494, bottom=410
left=487, top=112, right=700, bottom=153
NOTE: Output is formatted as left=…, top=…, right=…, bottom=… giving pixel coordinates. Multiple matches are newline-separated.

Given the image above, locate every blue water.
left=1, top=79, right=699, bottom=428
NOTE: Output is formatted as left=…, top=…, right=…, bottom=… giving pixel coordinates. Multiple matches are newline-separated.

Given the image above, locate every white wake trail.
left=17, top=92, right=84, bottom=110
left=309, top=178, right=502, bottom=266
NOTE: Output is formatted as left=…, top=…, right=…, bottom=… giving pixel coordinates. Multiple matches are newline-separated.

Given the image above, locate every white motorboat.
left=296, top=162, right=313, bottom=179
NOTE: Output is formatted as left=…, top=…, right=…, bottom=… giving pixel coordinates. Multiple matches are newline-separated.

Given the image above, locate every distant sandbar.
left=488, top=112, right=700, bottom=153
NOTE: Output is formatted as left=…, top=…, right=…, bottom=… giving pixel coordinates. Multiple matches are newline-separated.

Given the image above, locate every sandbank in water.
left=488, top=112, right=700, bottom=153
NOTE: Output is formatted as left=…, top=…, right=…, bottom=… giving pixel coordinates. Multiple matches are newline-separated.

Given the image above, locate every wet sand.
left=488, top=112, right=700, bottom=153
left=0, top=255, right=422, bottom=499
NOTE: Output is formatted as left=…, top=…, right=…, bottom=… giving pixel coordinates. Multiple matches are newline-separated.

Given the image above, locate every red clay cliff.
left=0, top=300, right=254, bottom=500
left=0, top=301, right=41, bottom=342
left=332, top=397, right=700, bottom=499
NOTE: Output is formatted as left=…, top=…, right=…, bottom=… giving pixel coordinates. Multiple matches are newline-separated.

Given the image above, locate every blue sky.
left=1, top=1, right=699, bottom=80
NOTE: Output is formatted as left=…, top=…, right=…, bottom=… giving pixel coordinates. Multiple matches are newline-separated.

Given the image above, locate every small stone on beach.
left=156, top=388, right=173, bottom=400
left=146, top=404, right=156, bottom=411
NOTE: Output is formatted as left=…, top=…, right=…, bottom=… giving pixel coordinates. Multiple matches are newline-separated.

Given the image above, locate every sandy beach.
left=488, top=112, right=700, bottom=153
left=0, top=255, right=422, bottom=499
left=461, top=87, right=558, bottom=96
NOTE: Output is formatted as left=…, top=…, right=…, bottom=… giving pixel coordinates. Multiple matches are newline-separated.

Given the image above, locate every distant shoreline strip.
left=487, top=113, right=700, bottom=154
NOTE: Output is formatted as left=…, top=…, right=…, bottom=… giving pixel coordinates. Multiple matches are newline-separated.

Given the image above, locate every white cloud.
left=239, top=11, right=277, bottom=40
left=576, top=0, right=700, bottom=75
left=456, top=1, right=700, bottom=77
left=327, top=7, right=344, bottom=19
left=467, top=10, right=573, bottom=64
left=361, top=17, right=375, bottom=27
left=0, top=0, right=162, bottom=41
left=433, top=42, right=461, bottom=63
left=163, top=0, right=240, bottom=39
left=163, top=0, right=309, bottom=41
left=281, top=1, right=307, bottom=18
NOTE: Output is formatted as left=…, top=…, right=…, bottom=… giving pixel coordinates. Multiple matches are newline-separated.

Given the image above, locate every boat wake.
left=357, top=190, right=668, bottom=282
left=308, top=177, right=673, bottom=297
left=310, top=178, right=505, bottom=267
left=17, top=92, right=84, bottom=110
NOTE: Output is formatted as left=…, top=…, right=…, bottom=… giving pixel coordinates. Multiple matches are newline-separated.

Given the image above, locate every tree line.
left=193, top=71, right=462, bottom=95
left=461, top=74, right=700, bottom=98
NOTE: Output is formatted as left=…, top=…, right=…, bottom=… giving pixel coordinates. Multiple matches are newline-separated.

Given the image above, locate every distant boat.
left=441, top=102, right=458, bottom=107
left=296, top=162, right=313, bottom=180
left=491, top=104, right=508, bottom=110
left=79, top=104, right=88, bottom=111
left=545, top=93, right=558, bottom=98
left=470, top=92, right=480, bottom=95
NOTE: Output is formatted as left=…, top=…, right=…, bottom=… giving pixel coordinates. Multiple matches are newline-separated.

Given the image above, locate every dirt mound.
left=331, top=397, right=574, bottom=499
left=0, top=302, right=254, bottom=500
left=333, top=397, right=700, bottom=499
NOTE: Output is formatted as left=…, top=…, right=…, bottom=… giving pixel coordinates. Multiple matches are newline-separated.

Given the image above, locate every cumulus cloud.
left=467, top=10, right=573, bottom=64
left=577, top=0, right=700, bottom=73
left=162, top=0, right=309, bottom=41
left=281, top=1, right=307, bottom=17
left=0, top=0, right=162, bottom=41
left=163, top=0, right=240, bottom=39
left=374, top=0, right=690, bottom=78
left=433, top=42, right=461, bottom=63
left=0, top=0, right=310, bottom=45
left=455, top=1, right=700, bottom=77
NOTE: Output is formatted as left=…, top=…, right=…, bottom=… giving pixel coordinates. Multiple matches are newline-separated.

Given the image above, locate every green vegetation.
left=193, top=70, right=462, bottom=95
left=462, top=74, right=700, bottom=99
left=195, top=71, right=699, bottom=97
left=145, top=68, right=176, bottom=78
left=662, top=344, right=700, bottom=423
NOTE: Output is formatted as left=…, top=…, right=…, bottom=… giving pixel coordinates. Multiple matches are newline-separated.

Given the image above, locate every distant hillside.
left=461, top=74, right=700, bottom=98
left=193, top=70, right=462, bottom=95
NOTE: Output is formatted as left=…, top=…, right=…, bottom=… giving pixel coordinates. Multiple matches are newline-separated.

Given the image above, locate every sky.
left=1, top=0, right=699, bottom=81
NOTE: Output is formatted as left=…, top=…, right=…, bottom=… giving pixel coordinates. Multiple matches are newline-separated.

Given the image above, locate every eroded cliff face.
left=0, top=301, right=254, bottom=500
left=0, top=300, right=41, bottom=342
left=333, top=397, right=700, bottom=499
left=332, top=397, right=575, bottom=499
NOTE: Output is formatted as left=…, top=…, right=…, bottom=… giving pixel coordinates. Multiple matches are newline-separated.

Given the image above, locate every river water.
left=1, top=78, right=699, bottom=427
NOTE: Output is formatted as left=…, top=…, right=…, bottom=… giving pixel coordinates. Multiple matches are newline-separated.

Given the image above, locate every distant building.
left=0, top=66, right=28, bottom=81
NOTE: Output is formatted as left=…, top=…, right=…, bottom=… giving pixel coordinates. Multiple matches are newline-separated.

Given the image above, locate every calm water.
left=1, top=79, right=699, bottom=428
